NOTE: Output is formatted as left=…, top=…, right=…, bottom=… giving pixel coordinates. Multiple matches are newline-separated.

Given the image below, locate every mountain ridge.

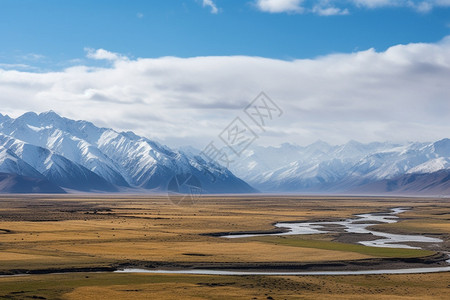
left=229, top=139, right=450, bottom=195
left=1, top=111, right=448, bottom=195
left=0, top=111, right=255, bottom=194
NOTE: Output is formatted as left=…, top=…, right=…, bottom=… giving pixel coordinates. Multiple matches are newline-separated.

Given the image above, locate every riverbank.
left=0, top=252, right=447, bottom=277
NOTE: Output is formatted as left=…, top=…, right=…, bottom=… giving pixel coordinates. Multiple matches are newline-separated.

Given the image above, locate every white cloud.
left=351, top=0, right=399, bottom=9
left=0, top=63, right=35, bottom=70
left=255, top=0, right=450, bottom=14
left=255, top=0, right=304, bottom=13
left=1, top=38, right=450, bottom=147
left=85, top=48, right=127, bottom=61
left=20, top=53, right=46, bottom=61
left=351, top=0, right=450, bottom=12
left=312, top=5, right=349, bottom=15
left=203, top=0, right=219, bottom=14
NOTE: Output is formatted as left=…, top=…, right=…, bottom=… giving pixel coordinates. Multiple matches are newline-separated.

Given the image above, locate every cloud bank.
left=1, top=37, right=450, bottom=147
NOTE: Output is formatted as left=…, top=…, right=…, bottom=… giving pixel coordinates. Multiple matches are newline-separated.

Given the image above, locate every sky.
left=1, top=0, right=450, bottom=148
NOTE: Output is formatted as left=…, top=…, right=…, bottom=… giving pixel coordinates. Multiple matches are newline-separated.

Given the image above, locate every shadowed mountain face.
left=0, top=111, right=255, bottom=194
left=0, top=172, right=66, bottom=194
left=350, top=170, right=450, bottom=195
left=230, top=140, right=450, bottom=195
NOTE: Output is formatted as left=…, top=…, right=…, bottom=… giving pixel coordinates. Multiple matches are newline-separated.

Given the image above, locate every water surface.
left=223, top=207, right=442, bottom=249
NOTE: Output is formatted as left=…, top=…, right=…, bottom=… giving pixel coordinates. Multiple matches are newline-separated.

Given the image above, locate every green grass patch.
left=369, top=220, right=450, bottom=234
left=252, top=236, right=435, bottom=258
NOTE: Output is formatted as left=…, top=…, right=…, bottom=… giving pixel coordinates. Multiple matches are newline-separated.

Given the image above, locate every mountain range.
left=0, top=111, right=449, bottom=195
left=0, top=111, right=254, bottom=194
left=229, top=139, right=450, bottom=195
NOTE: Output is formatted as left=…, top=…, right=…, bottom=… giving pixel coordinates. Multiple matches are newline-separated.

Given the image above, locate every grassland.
left=0, top=195, right=448, bottom=299
left=0, top=271, right=449, bottom=299
left=250, top=236, right=435, bottom=258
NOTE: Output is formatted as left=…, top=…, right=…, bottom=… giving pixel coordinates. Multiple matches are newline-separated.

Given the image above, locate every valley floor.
left=0, top=195, right=448, bottom=299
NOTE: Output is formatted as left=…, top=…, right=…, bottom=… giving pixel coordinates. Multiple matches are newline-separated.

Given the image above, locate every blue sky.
left=1, top=1, right=450, bottom=147
left=1, top=0, right=450, bottom=69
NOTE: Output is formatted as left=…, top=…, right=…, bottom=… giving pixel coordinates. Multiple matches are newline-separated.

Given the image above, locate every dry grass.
left=0, top=195, right=395, bottom=272
left=0, top=272, right=449, bottom=299
left=0, top=195, right=448, bottom=299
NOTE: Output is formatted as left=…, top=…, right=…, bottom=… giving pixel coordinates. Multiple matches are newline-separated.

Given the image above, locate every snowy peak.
left=0, top=111, right=255, bottom=194
left=2, top=110, right=447, bottom=195
left=0, top=133, right=118, bottom=192
left=230, top=139, right=450, bottom=194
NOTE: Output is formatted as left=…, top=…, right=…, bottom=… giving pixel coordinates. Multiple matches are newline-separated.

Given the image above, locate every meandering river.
left=2, top=208, right=449, bottom=277
left=115, top=207, right=450, bottom=276
left=223, top=207, right=443, bottom=249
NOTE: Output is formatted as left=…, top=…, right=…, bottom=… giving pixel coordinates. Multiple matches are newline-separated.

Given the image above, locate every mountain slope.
left=0, top=172, right=66, bottom=194
left=230, top=139, right=450, bottom=194
left=350, top=170, right=450, bottom=195
left=0, top=147, right=43, bottom=179
left=0, top=112, right=129, bottom=187
left=0, top=111, right=255, bottom=194
left=0, top=134, right=117, bottom=192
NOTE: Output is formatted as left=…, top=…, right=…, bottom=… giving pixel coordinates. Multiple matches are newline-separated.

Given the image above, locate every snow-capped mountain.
left=0, top=111, right=255, bottom=193
left=1, top=111, right=448, bottom=195
left=229, top=139, right=450, bottom=194
left=0, top=134, right=117, bottom=192
left=0, top=147, right=43, bottom=179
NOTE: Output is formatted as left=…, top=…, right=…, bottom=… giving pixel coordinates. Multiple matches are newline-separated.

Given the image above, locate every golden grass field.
left=0, top=194, right=449, bottom=299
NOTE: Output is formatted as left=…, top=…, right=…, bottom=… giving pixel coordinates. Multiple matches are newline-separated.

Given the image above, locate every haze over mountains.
left=230, top=140, right=450, bottom=195
left=0, top=111, right=449, bottom=195
left=0, top=111, right=254, bottom=194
